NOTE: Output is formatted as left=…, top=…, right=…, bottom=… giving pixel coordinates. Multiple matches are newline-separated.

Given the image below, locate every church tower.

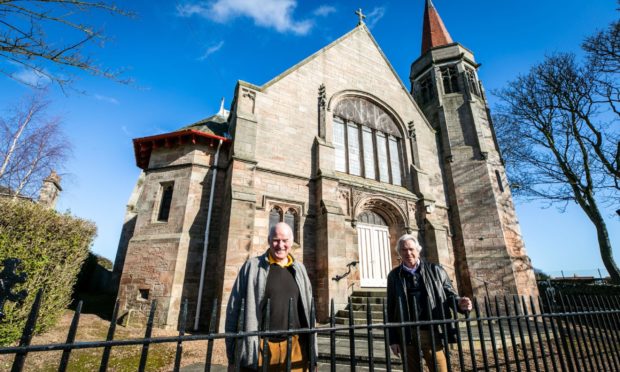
left=410, top=0, right=538, bottom=299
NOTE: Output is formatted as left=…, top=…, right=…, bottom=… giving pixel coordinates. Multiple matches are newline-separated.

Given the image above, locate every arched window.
left=416, top=73, right=435, bottom=105
left=268, top=206, right=299, bottom=243
left=466, top=67, right=480, bottom=96
left=157, top=182, right=174, bottom=222
left=441, top=65, right=460, bottom=94
left=332, top=97, right=403, bottom=186
left=269, top=207, right=282, bottom=231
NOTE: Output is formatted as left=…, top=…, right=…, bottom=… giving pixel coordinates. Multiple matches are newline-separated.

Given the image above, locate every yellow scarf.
left=268, top=251, right=294, bottom=267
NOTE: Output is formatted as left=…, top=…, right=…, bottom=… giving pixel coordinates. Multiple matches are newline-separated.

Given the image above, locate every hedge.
left=0, top=198, right=96, bottom=345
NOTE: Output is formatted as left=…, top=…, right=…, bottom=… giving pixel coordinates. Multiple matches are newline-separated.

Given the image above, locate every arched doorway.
left=356, top=211, right=392, bottom=287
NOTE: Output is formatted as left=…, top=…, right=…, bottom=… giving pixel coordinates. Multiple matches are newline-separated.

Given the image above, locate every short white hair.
left=268, top=222, right=293, bottom=243
left=395, top=234, right=422, bottom=257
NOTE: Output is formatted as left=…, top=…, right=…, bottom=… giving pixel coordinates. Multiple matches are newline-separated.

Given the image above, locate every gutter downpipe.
left=194, top=138, right=223, bottom=330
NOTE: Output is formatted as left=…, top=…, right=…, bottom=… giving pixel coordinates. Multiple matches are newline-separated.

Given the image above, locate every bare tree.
left=0, top=0, right=131, bottom=89
left=494, top=43, right=619, bottom=282
left=0, top=94, right=70, bottom=198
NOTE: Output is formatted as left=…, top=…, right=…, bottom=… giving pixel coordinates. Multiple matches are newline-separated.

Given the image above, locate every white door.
left=357, top=223, right=391, bottom=287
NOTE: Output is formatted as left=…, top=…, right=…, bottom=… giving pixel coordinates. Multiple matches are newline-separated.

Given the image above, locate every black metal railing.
left=1, top=291, right=620, bottom=371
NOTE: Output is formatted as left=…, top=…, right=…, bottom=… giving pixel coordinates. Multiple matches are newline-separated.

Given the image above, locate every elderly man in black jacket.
left=387, top=234, right=472, bottom=372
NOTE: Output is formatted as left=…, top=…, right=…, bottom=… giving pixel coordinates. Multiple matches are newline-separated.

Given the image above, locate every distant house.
left=0, top=170, right=62, bottom=209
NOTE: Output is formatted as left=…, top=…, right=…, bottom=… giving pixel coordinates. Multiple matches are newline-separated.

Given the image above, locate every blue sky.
left=1, top=0, right=618, bottom=277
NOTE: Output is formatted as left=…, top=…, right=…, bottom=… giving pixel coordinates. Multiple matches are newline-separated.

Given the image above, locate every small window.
left=157, top=183, right=174, bottom=222
left=495, top=170, right=505, bottom=193
left=269, top=207, right=282, bottom=231
left=138, top=289, right=149, bottom=300
left=284, top=209, right=298, bottom=243
left=466, top=67, right=480, bottom=96
left=441, top=66, right=460, bottom=94
left=417, top=74, right=435, bottom=105
left=268, top=206, right=300, bottom=244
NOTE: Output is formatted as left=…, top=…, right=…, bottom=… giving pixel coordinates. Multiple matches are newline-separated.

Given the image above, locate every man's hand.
left=390, top=344, right=401, bottom=356
left=458, top=297, right=472, bottom=312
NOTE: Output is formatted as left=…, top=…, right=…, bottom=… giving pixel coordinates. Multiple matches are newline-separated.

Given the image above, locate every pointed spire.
left=421, top=0, right=453, bottom=54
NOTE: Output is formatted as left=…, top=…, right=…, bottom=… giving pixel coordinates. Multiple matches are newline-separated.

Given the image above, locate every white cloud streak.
left=177, top=0, right=312, bottom=35
left=366, top=7, right=386, bottom=29
left=313, top=5, right=336, bottom=17
left=198, top=40, right=225, bottom=60
left=12, top=68, right=51, bottom=88
left=94, top=94, right=120, bottom=105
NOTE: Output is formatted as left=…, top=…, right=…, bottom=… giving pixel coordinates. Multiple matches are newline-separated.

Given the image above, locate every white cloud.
left=12, top=68, right=51, bottom=88
left=198, top=40, right=225, bottom=61
left=313, top=5, right=336, bottom=17
left=366, top=7, right=386, bottom=29
left=177, top=0, right=312, bottom=35
left=94, top=94, right=120, bottom=105
left=121, top=125, right=132, bottom=137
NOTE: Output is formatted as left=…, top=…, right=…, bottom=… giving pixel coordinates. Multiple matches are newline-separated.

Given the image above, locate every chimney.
left=38, top=170, right=62, bottom=209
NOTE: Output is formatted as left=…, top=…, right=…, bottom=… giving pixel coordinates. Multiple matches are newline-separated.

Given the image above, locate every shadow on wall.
left=71, top=252, right=118, bottom=320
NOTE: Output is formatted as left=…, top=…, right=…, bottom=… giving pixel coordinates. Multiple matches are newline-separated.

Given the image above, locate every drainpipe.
left=194, top=139, right=223, bottom=330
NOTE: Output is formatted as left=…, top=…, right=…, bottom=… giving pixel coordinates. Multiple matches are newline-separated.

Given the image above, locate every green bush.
left=0, top=198, right=96, bottom=345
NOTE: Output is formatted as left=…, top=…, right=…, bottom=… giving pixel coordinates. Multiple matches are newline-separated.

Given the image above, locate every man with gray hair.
left=225, top=222, right=315, bottom=371
left=387, top=234, right=472, bottom=372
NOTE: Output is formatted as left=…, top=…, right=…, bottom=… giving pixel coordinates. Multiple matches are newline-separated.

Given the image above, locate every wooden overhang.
left=133, top=129, right=229, bottom=170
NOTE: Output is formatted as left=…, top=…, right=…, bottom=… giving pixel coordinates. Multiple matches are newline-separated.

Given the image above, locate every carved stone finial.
left=0, top=258, right=28, bottom=320
left=408, top=121, right=416, bottom=140
left=355, top=8, right=366, bottom=25
left=318, top=84, right=326, bottom=108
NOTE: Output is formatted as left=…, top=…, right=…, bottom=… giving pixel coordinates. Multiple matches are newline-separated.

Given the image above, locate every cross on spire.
left=355, top=8, right=366, bottom=25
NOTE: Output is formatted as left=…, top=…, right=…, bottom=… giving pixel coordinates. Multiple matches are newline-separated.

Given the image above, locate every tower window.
left=417, top=74, right=435, bottom=105
left=466, top=67, right=480, bottom=96
left=495, top=170, right=505, bottom=193
left=157, top=182, right=174, bottom=222
left=441, top=66, right=460, bottom=94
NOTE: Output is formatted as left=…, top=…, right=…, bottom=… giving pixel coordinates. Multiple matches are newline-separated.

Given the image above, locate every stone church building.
left=114, top=1, right=538, bottom=329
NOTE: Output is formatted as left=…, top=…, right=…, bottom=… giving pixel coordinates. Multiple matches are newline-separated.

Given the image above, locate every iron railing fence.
left=1, top=291, right=620, bottom=371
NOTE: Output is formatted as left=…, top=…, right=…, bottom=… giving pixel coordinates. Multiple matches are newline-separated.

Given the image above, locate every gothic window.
left=157, top=182, right=174, bottom=222
left=269, top=207, right=282, bottom=231
left=269, top=206, right=299, bottom=243
left=441, top=66, right=460, bottom=94
left=417, top=74, right=435, bottom=105
left=284, top=209, right=298, bottom=242
left=332, top=97, right=404, bottom=186
left=466, top=67, right=480, bottom=96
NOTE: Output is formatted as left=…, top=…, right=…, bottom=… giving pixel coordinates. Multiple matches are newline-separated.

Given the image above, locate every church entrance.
left=356, top=211, right=392, bottom=287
